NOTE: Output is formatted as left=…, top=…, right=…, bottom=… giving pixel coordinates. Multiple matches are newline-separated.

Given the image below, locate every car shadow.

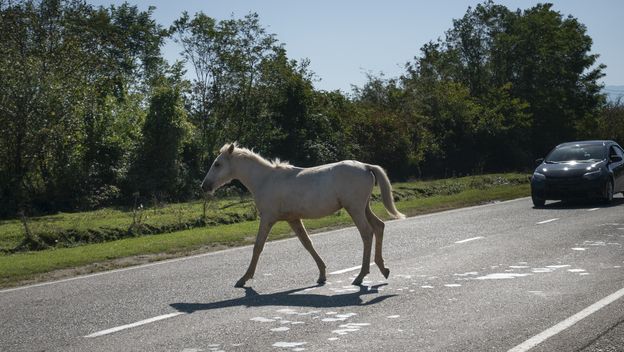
left=170, top=284, right=396, bottom=314
left=534, top=196, right=624, bottom=210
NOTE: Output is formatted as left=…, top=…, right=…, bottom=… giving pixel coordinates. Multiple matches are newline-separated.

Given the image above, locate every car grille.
left=541, top=175, right=601, bottom=198
left=545, top=176, right=583, bottom=186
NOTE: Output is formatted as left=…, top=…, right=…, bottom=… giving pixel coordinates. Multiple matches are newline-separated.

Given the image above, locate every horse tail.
left=366, top=165, right=406, bottom=219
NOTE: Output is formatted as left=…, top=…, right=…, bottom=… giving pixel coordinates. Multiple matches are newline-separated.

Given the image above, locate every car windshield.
left=545, top=144, right=606, bottom=163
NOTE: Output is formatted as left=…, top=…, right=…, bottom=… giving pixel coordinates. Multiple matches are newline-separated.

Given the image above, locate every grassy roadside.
left=0, top=174, right=530, bottom=288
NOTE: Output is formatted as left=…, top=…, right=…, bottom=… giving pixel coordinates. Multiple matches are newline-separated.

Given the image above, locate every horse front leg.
left=235, top=218, right=274, bottom=287
left=288, top=219, right=327, bottom=284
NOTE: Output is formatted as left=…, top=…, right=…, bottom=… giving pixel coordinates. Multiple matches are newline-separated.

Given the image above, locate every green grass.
left=0, top=197, right=257, bottom=252
left=0, top=173, right=530, bottom=288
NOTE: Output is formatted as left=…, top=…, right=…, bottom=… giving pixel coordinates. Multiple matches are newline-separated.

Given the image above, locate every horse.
left=201, top=143, right=405, bottom=287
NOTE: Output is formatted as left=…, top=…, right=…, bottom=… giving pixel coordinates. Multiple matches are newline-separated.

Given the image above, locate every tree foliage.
left=128, top=86, right=190, bottom=199
left=0, top=0, right=615, bottom=217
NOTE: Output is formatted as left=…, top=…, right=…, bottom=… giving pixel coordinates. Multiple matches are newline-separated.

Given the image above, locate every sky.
left=88, top=0, right=624, bottom=93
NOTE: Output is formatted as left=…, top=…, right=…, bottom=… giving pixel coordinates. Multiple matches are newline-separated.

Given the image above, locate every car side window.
left=614, top=146, right=624, bottom=158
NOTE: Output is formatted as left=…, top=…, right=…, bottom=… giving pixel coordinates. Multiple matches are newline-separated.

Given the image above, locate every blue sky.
left=89, top=0, right=624, bottom=92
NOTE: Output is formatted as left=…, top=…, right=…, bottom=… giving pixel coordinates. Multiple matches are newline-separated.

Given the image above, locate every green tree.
left=399, top=1, right=602, bottom=174
left=256, top=50, right=348, bottom=165
left=352, top=75, right=416, bottom=178
left=0, top=0, right=88, bottom=214
left=0, top=0, right=168, bottom=215
left=582, top=100, right=624, bottom=145
left=502, top=3, right=605, bottom=156
left=171, top=12, right=281, bottom=161
left=129, top=86, right=190, bottom=200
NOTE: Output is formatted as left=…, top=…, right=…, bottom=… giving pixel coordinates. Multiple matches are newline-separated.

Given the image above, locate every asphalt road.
left=2, top=196, right=624, bottom=352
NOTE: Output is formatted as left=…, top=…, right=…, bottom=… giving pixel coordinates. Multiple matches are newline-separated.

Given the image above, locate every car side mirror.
left=610, top=155, right=623, bottom=163
left=535, top=158, right=544, bottom=166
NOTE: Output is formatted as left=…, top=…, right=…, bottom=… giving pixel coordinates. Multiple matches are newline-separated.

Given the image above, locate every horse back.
left=260, top=161, right=374, bottom=220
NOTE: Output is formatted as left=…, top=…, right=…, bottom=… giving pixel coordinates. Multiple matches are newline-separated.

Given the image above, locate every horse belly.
left=279, top=193, right=341, bottom=220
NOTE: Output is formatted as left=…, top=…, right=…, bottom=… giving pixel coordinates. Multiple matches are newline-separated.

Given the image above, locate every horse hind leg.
left=289, top=219, right=327, bottom=284
left=366, top=204, right=389, bottom=279
left=347, top=207, right=374, bottom=286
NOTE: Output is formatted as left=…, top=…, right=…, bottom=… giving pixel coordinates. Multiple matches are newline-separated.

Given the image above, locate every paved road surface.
left=2, top=196, right=624, bottom=351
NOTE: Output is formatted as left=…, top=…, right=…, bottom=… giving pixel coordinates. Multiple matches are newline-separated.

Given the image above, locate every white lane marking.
left=273, top=342, right=307, bottom=348
left=329, top=263, right=374, bottom=275
left=587, top=208, right=600, bottom=212
left=507, top=286, right=624, bottom=352
left=1, top=197, right=530, bottom=294
left=454, top=236, right=484, bottom=244
left=536, top=218, right=559, bottom=225
left=84, top=312, right=185, bottom=338
left=475, top=273, right=531, bottom=280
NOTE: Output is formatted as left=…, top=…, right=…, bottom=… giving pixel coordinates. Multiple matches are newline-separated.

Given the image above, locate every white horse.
left=201, top=143, right=405, bottom=287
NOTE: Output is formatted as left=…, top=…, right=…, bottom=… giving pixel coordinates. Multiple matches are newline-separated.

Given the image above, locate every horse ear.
left=227, top=143, right=235, bottom=154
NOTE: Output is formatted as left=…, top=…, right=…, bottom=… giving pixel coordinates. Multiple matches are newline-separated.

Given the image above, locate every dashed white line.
left=329, top=263, right=374, bottom=275
left=587, top=208, right=600, bottom=212
left=536, top=218, right=559, bottom=225
left=454, top=236, right=484, bottom=244
left=507, top=286, right=624, bottom=352
left=84, top=312, right=185, bottom=338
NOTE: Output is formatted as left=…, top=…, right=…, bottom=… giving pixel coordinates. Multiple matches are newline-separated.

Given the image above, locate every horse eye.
left=214, top=162, right=221, bottom=168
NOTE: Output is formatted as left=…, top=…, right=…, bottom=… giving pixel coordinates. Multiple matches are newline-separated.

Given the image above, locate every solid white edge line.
left=507, top=286, right=624, bottom=352
left=454, top=236, right=485, bottom=244
left=84, top=312, right=185, bottom=338
left=1, top=197, right=530, bottom=294
left=536, top=218, right=560, bottom=225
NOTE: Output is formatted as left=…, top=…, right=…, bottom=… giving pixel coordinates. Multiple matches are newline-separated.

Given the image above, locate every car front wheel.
left=532, top=194, right=545, bottom=207
left=603, top=179, right=614, bottom=204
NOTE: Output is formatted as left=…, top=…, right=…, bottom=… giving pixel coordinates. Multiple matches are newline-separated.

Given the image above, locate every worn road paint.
left=454, top=272, right=479, bottom=276
left=475, top=273, right=531, bottom=280
left=251, top=317, right=275, bottom=323
left=270, top=327, right=290, bottom=332
left=273, top=341, right=307, bottom=348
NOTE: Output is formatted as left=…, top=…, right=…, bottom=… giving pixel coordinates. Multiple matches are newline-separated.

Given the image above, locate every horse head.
left=201, top=143, right=236, bottom=194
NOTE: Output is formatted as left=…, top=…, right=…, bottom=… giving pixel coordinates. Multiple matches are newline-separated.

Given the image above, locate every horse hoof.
left=351, top=277, right=363, bottom=286
left=383, top=268, right=390, bottom=279
left=234, top=279, right=246, bottom=288
left=317, top=277, right=327, bottom=284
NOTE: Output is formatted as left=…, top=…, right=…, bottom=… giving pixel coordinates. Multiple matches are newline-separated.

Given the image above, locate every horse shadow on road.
left=170, top=284, right=395, bottom=314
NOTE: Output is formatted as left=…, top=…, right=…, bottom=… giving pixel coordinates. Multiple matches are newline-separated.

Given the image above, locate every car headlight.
left=583, top=169, right=602, bottom=179
left=532, top=171, right=546, bottom=181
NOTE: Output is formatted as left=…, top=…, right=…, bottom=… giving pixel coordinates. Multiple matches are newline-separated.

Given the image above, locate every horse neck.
left=231, top=156, right=273, bottom=196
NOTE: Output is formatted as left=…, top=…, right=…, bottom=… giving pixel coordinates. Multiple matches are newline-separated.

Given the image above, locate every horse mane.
left=220, top=142, right=292, bottom=169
